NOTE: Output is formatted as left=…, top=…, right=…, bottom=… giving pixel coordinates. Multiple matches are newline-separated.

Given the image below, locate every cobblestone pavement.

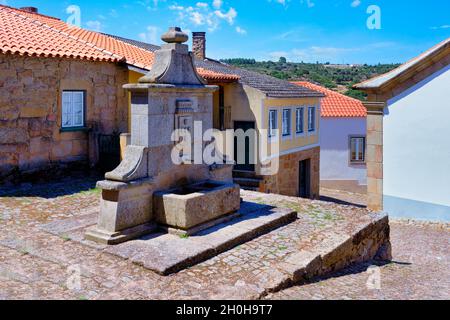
left=0, top=178, right=447, bottom=300
left=320, top=188, right=367, bottom=208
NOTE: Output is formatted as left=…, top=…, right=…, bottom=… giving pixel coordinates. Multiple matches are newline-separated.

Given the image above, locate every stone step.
left=234, top=177, right=261, bottom=188
left=233, top=170, right=262, bottom=180
left=104, top=204, right=298, bottom=275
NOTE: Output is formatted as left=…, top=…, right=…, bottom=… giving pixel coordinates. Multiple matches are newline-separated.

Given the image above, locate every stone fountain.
left=85, top=27, right=239, bottom=244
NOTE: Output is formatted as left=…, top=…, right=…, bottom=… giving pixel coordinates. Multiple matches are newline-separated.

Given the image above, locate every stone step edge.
left=252, top=214, right=392, bottom=299
left=131, top=209, right=298, bottom=276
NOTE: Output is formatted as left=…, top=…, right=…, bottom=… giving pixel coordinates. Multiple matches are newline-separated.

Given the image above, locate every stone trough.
left=154, top=181, right=241, bottom=236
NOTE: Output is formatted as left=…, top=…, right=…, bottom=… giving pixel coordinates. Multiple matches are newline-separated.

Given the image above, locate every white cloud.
left=430, top=25, right=450, bottom=30
left=86, top=20, right=102, bottom=32
left=215, top=8, right=237, bottom=25
left=138, top=25, right=161, bottom=44
left=351, top=0, right=361, bottom=8
left=170, top=1, right=238, bottom=32
left=235, top=26, right=247, bottom=35
left=213, top=0, right=222, bottom=9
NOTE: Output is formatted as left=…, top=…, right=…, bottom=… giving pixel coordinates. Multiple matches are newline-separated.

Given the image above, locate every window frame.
left=282, top=108, right=292, bottom=137
left=268, top=109, right=278, bottom=139
left=308, top=106, right=316, bottom=134
left=295, top=107, right=305, bottom=136
left=349, top=136, right=366, bottom=164
left=61, top=90, right=86, bottom=130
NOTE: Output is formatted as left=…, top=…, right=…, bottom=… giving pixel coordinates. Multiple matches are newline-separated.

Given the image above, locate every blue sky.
left=2, top=0, right=450, bottom=64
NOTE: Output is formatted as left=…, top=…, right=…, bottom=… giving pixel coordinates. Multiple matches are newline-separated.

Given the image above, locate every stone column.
left=364, top=101, right=385, bottom=212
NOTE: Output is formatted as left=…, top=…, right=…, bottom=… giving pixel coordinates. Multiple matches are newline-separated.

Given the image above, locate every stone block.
left=20, top=106, right=48, bottom=118
left=367, top=162, right=383, bottom=180
left=367, top=131, right=383, bottom=146
left=51, top=141, right=73, bottom=159
left=154, top=181, right=241, bottom=231
left=85, top=180, right=155, bottom=245
left=0, top=127, right=29, bottom=144
left=367, top=144, right=383, bottom=163
left=367, top=177, right=383, bottom=195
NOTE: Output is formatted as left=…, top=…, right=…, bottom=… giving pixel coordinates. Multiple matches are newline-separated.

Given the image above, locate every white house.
left=355, top=37, right=450, bottom=221
left=293, top=82, right=367, bottom=194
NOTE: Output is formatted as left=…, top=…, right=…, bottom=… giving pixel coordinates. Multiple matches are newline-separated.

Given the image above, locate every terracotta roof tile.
left=292, top=82, right=367, bottom=118
left=196, top=68, right=240, bottom=81
left=1, top=5, right=239, bottom=82
left=0, top=6, right=119, bottom=62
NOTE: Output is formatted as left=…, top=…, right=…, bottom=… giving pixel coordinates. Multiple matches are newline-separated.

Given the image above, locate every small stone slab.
left=41, top=211, right=99, bottom=236
left=104, top=203, right=297, bottom=275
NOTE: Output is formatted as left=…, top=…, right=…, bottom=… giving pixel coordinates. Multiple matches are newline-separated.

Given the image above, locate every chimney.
left=192, top=32, right=206, bottom=60
left=20, top=7, right=38, bottom=13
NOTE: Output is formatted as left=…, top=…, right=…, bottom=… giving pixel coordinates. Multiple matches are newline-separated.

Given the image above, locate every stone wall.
left=260, top=146, right=320, bottom=199
left=0, top=54, right=128, bottom=182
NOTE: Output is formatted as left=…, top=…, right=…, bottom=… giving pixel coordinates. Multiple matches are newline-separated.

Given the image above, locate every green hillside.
left=220, top=58, right=401, bottom=101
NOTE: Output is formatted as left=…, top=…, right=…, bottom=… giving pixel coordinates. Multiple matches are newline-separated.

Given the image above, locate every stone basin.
left=154, top=181, right=241, bottom=234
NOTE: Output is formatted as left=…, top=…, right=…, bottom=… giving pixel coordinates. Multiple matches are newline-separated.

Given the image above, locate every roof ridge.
left=293, top=81, right=363, bottom=104
left=2, top=6, right=125, bottom=62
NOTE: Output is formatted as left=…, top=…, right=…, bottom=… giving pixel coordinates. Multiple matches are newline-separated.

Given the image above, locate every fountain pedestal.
left=85, top=27, right=239, bottom=245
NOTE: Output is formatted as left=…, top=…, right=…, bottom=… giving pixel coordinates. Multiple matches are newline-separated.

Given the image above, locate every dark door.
left=299, top=159, right=311, bottom=198
left=234, top=121, right=256, bottom=172
left=98, top=134, right=121, bottom=173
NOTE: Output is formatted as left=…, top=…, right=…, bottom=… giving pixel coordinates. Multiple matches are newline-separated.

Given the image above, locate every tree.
left=279, top=57, right=287, bottom=64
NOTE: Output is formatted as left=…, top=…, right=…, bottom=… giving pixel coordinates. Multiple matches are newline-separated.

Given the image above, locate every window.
left=282, top=109, right=292, bottom=136
left=296, top=107, right=304, bottom=134
left=350, top=137, right=366, bottom=163
left=62, top=91, right=85, bottom=128
left=308, top=106, right=316, bottom=132
left=268, top=110, right=278, bottom=138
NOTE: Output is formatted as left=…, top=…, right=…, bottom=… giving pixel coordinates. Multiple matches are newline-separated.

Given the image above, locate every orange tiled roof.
left=292, top=82, right=367, bottom=118
left=196, top=68, right=240, bottom=82
left=0, top=5, right=238, bottom=82
left=0, top=5, right=120, bottom=62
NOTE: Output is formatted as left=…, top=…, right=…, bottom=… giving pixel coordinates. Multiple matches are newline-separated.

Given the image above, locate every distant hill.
left=219, top=58, right=401, bottom=101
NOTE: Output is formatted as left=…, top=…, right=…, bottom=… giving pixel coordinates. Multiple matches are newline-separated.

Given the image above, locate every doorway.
left=234, top=121, right=256, bottom=172
left=299, top=159, right=311, bottom=198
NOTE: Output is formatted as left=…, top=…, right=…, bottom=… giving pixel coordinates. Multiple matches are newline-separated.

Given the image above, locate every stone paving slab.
left=41, top=202, right=297, bottom=275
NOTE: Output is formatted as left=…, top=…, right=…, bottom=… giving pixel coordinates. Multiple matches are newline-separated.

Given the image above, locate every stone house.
left=1, top=5, right=324, bottom=199
left=292, top=82, right=367, bottom=194
left=0, top=5, right=230, bottom=182
left=355, top=37, right=450, bottom=221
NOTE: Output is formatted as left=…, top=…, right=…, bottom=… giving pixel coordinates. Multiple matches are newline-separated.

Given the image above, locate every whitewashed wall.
left=320, top=117, right=367, bottom=185
left=384, top=64, right=450, bottom=221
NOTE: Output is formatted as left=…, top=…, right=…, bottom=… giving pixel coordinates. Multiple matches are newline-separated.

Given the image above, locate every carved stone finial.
left=161, top=27, right=189, bottom=44
left=138, top=27, right=206, bottom=85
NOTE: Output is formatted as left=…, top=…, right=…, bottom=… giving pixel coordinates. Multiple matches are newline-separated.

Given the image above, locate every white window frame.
left=308, top=106, right=317, bottom=135
left=349, top=136, right=366, bottom=164
left=282, top=108, right=292, bottom=138
left=268, top=109, right=278, bottom=141
left=62, top=91, right=85, bottom=129
left=295, top=107, right=305, bottom=137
